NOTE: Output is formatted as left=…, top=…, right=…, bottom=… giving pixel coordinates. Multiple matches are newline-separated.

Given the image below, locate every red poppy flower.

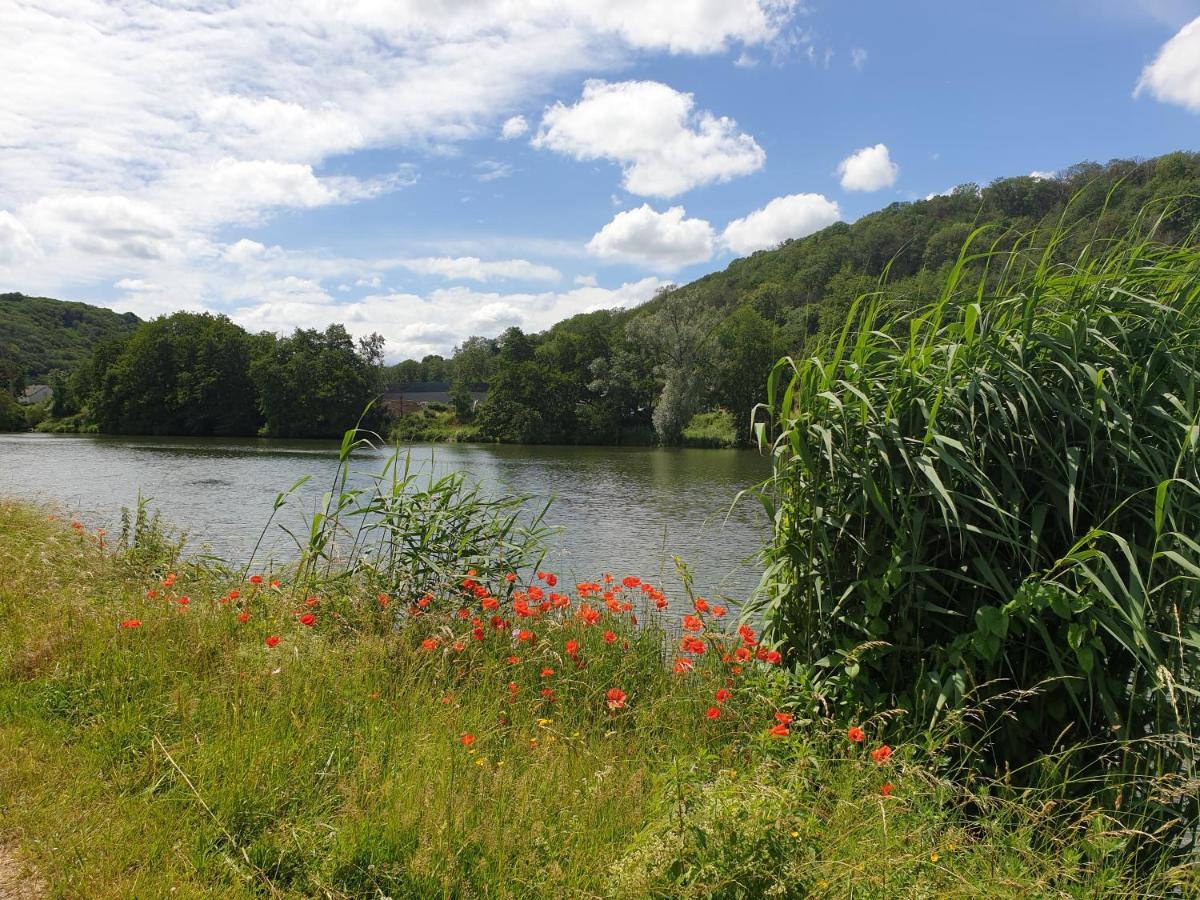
left=417, top=594, right=432, bottom=608
left=305, top=596, right=319, bottom=608
left=146, top=589, right=158, bottom=599
left=505, top=572, right=517, bottom=583
left=249, top=575, right=263, bottom=585
left=711, top=605, right=727, bottom=618
left=603, top=630, right=617, bottom=644
left=269, top=579, right=281, bottom=589
left=694, top=598, right=710, bottom=613
left=705, top=706, right=721, bottom=720
left=460, top=733, right=476, bottom=747
left=507, top=681, right=519, bottom=697
left=881, top=782, right=894, bottom=797
left=265, top=635, right=280, bottom=648
left=682, top=614, right=703, bottom=633
left=299, top=613, right=316, bottom=627
left=774, top=712, right=794, bottom=725
left=674, top=657, right=694, bottom=674
left=482, top=597, right=499, bottom=611
left=540, top=667, right=555, bottom=678
left=565, top=639, right=580, bottom=656
left=472, top=627, right=484, bottom=641
left=378, top=593, right=391, bottom=607
left=177, top=596, right=190, bottom=607
left=871, top=744, right=893, bottom=764
left=654, top=596, right=668, bottom=610
left=848, top=726, right=865, bottom=743
left=544, top=573, right=557, bottom=587
left=578, top=604, right=600, bottom=626
left=768, top=723, right=790, bottom=737
left=715, top=688, right=731, bottom=703
left=421, top=638, right=439, bottom=650
left=120, top=619, right=141, bottom=629
left=605, top=688, right=627, bottom=709
left=765, top=650, right=782, bottom=665
left=680, top=635, right=706, bottom=655
left=507, top=655, right=520, bottom=664
left=237, top=611, right=250, bottom=624
left=452, top=640, right=465, bottom=652
left=540, top=687, right=555, bottom=700
left=622, top=576, right=640, bottom=588
left=517, top=629, right=535, bottom=643
left=734, top=646, right=751, bottom=662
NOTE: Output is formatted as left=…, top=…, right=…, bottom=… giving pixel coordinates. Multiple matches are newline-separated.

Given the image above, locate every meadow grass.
left=0, top=500, right=1194, bottom=897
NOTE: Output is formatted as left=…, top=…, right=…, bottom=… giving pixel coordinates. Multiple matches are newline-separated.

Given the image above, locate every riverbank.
left=0, top=499, right=1190, bottom=897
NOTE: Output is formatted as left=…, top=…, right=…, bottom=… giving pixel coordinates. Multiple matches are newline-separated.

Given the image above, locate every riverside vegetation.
left=1, top=214, right=1198, bottom=896
left=5, top=152, right=1200, bottom=445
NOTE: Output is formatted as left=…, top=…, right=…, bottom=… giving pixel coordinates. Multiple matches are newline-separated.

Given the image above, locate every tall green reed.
left=754, top=205, right=1199, bottom=837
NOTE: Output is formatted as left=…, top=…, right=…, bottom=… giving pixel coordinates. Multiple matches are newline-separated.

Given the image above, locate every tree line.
left=10, top=151, right=1200, bottom=442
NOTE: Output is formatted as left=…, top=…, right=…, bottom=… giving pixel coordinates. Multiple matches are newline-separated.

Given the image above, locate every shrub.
left=755, top=218, right=1200, bottom=799
left=682, top=409, right=738, bottom=448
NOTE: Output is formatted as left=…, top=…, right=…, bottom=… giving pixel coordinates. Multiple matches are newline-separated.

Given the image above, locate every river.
left=0, top=433, right=771, bottom=606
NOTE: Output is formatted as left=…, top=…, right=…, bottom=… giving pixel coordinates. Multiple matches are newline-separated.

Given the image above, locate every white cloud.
left=114, top=278, right=161, bottom=291
left=574, top=273, right=599, bottom=286
left=229, top=276, right=664, bottom=360
left=850, top=47, right=868, bottom=69
left=587, top=204, right=715, bottom=270
left=837, top=143, right=899, bottom=191
left=395, top=257, right=563, bottom=283
left=0, top=1, right=798, bottom=293
left=0, top=211, right=40, bottom=265
left=721, top=193, right=841, bottom=255
left=1029, top=170, right=1057, bottom=181
left=475, top=160, right=515, bottom=182
left=500, top=115, right=529, bottom=139
left=355, top=275, right=383, bottom=288
left=1136, top=15, right=1200, bottom=112
left=534, top=80, right=765, bottom=197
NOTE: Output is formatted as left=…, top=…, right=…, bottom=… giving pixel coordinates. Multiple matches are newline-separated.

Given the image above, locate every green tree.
left=712, top=306, right=778, bottom=443
left=252, top=324, right=375, bottom=438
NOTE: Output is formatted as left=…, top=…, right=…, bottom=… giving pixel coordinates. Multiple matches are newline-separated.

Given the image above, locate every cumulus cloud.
left=1136, top=16, right=1200, bottom=111
left=837, top=143, right=899, bottom=191
left=721, top=193, right=841, bottom=255
left=534, top=80, right=765, bottom=197
left=394, top=257, right=562, bottom=283
left=850, top=47, right=868, bottom=69
left=0, top=1, right=797, bottom=294
left=0, top=211, right=41, bottom=265
left=587, top=204, right=716, bottom=270
left=500, top=115, right=529, bottom=139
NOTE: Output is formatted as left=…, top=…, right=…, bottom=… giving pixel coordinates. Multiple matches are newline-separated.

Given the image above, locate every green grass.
left=0, top=501, right=1193, bottom=897
left=681, top=410, right=738, bottom=449
left=388, top=407, right=481, bottom=443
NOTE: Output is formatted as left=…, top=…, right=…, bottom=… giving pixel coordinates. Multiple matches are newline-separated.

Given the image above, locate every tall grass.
left=754, top=210, right=1200, bottom=837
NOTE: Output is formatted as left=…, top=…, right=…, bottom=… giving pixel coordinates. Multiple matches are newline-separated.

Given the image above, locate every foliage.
left=681, top=410, right=738, bottom=449
left=0, top=500, right=1192, bottom=897
left=381, top=153, right=1200, bottom=447
left=251, top=324, right=378, bottom=438
left=755, top=215, right=1200, bottom=822
left=89, top=311, right=264, bottom=435
left=0, top=292, right=140, bottom=380
left=0, top=389, right=26, bottom=431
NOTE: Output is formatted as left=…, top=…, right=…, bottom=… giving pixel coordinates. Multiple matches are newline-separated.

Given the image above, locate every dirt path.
left=0, top=843, right=45, bottom=900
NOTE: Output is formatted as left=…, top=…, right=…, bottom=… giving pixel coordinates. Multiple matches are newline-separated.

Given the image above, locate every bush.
left=0, top=390, right=27, bottom=431
left=682, top=409, right=738, bottom=448
left=756, top=220, right=1200, bottom=798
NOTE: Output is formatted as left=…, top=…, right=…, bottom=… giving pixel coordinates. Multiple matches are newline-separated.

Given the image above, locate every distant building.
left=19, top=384, right=52, bottom=405
left=380, top=382, right=488, bottom=416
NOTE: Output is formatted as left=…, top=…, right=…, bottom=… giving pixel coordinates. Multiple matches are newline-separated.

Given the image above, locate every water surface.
left=0, top=433, right=770, bottom=604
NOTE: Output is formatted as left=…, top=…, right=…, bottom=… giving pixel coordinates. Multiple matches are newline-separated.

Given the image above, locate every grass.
left=388, top=406, right=482, bottom=443
left=0, top=500, right=1194, bottom=897
left=681, top=410, right=738, bottom=449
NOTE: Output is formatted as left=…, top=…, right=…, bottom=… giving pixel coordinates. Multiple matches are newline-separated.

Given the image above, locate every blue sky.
left=1, top=0, right=1198, bottom=360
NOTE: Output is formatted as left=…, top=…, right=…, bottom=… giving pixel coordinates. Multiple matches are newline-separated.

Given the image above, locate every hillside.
left=413, top=151, right=1200, bottom=446
left=0, top=292, right=141, bottom=382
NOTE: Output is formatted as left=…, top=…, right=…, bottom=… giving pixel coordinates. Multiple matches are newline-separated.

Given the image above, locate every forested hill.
left=10, top=151, right=1200, bottom=442
left=0, top=293, right=140, bottom=381
left=425, top=151, right=1200, bottom=446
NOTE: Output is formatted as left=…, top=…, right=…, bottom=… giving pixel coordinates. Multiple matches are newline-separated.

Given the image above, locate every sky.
left=1, top=0, right=1199, bottom=362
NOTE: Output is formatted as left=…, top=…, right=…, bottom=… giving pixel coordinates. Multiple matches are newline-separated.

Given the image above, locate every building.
left=379, top=382, right=488, bottom=416
left=19, top=384, right=52, bottom=406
